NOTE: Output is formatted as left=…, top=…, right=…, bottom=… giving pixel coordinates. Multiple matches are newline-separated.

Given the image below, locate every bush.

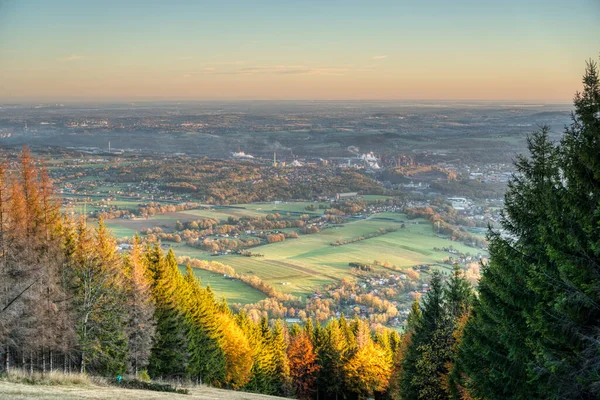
left=138, top=370, right=151, bottom=382
left=116, top=378, right=189, bottom=394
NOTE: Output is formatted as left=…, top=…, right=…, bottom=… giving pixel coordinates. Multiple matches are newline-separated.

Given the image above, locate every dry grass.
left=0, top=372, right=288, bottom=399
left=0, top=369, right=105, bottom=387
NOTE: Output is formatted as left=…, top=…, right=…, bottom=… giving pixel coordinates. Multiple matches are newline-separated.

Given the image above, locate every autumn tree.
left=288, top=330, right=319, bottom=399
left=124, top=235, right=155, bottom=375
left=344, top=319, right=393, bottom=399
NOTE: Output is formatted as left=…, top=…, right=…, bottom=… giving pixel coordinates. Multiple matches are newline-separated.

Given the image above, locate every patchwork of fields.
left=105, top=201, right=484, bottom=302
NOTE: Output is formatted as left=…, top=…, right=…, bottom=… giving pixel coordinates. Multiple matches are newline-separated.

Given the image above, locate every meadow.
left=0, top=379, right=285, bottom=400
left=105, top=201, right=484, bottom=300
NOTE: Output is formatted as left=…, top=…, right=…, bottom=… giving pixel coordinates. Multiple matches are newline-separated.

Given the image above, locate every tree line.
left=0, top=146, right=473, bottom=399
left=0, top=150, right=401, bottom=398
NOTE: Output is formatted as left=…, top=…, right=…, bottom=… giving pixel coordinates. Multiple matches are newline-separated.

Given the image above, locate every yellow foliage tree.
left=343, top=342, right=392, bottom=398
left=218, top=314, right=254, bottom=388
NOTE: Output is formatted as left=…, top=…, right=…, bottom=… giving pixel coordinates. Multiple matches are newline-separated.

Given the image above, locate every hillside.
left=0, top=381, right=287, bottom=400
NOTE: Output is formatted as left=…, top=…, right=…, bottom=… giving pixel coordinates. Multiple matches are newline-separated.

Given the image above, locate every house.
left=336, top=192, right=358, bottom=200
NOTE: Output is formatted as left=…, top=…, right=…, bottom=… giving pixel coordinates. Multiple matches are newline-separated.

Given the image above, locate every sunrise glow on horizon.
left=0, top=0, right=599, bottom=102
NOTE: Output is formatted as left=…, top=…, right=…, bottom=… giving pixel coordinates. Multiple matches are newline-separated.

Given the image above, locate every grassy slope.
left=0, top=381, right=286, bottom=400
left=179, top=267, right=267, bottom=305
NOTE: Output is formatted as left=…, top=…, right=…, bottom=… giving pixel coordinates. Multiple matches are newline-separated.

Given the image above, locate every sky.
left=0, top=0, right=599, bottom=102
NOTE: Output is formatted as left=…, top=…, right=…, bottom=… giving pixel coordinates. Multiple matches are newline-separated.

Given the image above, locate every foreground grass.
left=0, top=371, right=286, bottom=400
left=0, top=369, right=105, bottom=386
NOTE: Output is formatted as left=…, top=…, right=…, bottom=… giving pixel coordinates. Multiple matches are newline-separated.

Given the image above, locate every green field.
left=179, top=267, right=267, bottom=305
left=179, top=201, right=329, bottom=221
left=105, top=202, right=485, bottom=300
left=104, top=222, right=138, bottom=238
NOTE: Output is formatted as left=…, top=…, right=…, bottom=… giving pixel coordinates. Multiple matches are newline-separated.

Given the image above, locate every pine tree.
left=243, top=315, right=279, bottom=394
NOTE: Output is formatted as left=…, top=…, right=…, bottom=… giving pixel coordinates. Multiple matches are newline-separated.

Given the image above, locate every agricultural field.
left=180, top=267, right=267, bottom=305
left=104, top=201, right=485, bottom=301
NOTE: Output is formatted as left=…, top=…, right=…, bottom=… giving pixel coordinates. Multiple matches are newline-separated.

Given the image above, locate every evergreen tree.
left=528, top=59, right=600, bottom=398
left=444, top=264, right=473, bottom=320
left=148, top=248, right=189, bottom=379
left=271, top=320, right=291, bottom=396
left=455, top=59, right=600, bottom=400
left=184, top=265, right=227, bottom=386
left=454, top=127, right=559, bottom=400
left=317, top=319, right=348, bottom=399
left=399, top=271, right=445, bottom=399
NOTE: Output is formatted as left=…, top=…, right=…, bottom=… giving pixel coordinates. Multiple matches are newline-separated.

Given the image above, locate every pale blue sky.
left=0, top=0, right=598, bottom=100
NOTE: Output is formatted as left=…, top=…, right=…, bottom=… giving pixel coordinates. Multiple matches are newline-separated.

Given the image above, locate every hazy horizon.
left=1, top=0, right=599, bottom=102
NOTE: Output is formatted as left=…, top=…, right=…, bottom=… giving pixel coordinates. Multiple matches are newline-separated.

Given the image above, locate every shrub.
left=116, top=378, right=189, bottom=394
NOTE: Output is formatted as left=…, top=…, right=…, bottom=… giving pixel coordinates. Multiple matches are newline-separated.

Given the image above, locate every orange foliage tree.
left=287, top=332, right=320, bottom=399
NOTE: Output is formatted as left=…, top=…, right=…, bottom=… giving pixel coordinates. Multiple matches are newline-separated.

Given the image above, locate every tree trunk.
left=4, top=345, right=9, bottom=373
left=49, top=350, right=53, bottom=372
left=80, top=352, right=85, bottom=374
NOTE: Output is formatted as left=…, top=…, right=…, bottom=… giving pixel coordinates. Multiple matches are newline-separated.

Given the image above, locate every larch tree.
left=71, top=219, right=128, bottom=375
left=124, top=235, right=155, bottom=376
left=287, top=331, right=320, bottom=400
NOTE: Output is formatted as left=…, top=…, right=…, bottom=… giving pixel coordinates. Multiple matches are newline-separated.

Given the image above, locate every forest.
left=0, top=59, right=599, bottom=400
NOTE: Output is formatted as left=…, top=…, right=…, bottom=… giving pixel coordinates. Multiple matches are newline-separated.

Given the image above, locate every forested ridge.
left=1, top=59, right=599, bottom=399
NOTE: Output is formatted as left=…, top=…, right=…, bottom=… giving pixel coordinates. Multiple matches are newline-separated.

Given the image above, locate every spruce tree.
left=399, top=271, right=445, bottom=399
left=184, top=265, right=227, bottom=386
left=444, top=264, right=473, bottom=320
left=148, top=248, right=189, bottom=379
left=453, top=125, right=561, bottom=399
left=528, top=59, right=600, bottom=398
left=271, top=320, right=291, bottom=396
left=317, top=319, right=348, bottom=399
